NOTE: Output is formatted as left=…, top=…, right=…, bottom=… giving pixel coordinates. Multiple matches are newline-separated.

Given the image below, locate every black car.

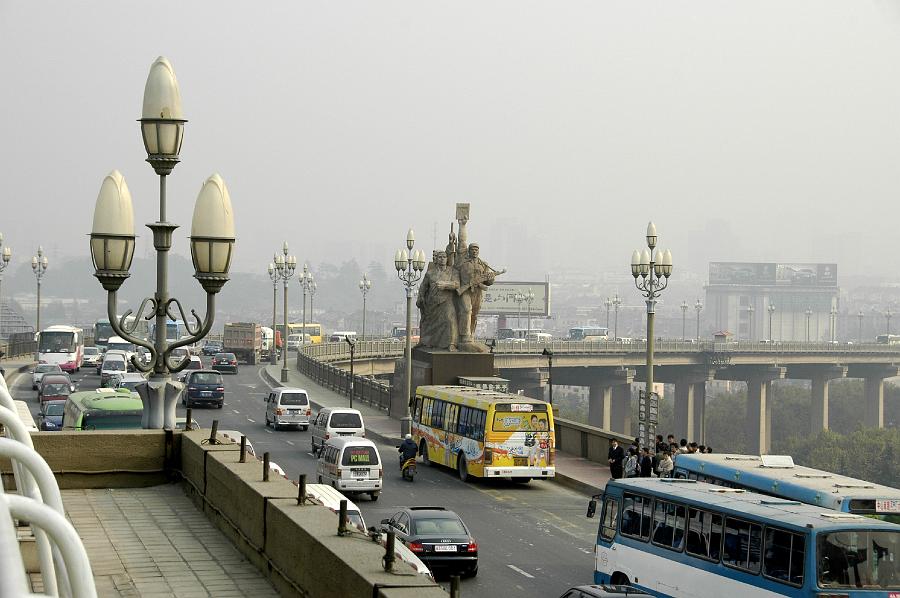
left=559, top=586, right=650, bottom=597
left=202, top=342, right=223, bottom=356
left=39, top=400, right=66, bottom=431
left=181, top=370, right=225, bottom=408
left=211, top=352, right=238, bottom=374
left=379, top=507, right=477, bottom=578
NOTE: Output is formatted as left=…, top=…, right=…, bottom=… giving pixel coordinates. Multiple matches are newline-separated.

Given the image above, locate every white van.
left=316, top=437, right=382, bottom=501
left=310, top=407, right=365, bottom=455
left=304, top=483, right=433, bottom=579
left=265, top=387, right=311, bottom=430
left=328, top=331, right=357, bottom=343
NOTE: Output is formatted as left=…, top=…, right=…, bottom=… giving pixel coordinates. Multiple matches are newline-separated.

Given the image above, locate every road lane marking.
left=264, top=429, right=273, bottom=434
left=232, top=409, right=240, bottom=414
left=285, top=440, right=294, bottom=446
left=247, top=418, right=256, bottom=423
left=507, top=565, right=534, bottom=578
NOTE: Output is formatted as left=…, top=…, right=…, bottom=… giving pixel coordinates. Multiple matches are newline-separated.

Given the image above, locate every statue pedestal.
left=390, top=348, right=495, bottom=419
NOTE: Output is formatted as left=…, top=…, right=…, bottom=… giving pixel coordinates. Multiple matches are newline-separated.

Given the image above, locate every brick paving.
left=39, top=485, right=280, bottom=597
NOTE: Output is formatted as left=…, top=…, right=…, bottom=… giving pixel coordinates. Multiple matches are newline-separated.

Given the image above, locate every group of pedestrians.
left=606, top=433, right=713, bottom=480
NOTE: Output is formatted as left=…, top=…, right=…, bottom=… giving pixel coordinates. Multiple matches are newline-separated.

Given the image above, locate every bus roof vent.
left=708, top=488, right=745, bottom=493
left=724, top=455, right=762, bottom=462
left=760, top=455, right=795, bottom=468
left=833, top=483, right=876, bottom=489
left=794, top=473, right=832, bottom=479
left=759, top=499, right=802, bottom=505
left=660, top=479, right=697, bottom=484
left=819, top=512, right=866, bottom=520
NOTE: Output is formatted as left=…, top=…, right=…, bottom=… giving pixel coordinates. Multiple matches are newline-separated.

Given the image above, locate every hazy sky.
left=3, top=1, right=900, bottom=282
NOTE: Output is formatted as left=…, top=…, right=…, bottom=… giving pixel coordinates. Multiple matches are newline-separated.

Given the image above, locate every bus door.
left=444, top=404, right=460, bottom=467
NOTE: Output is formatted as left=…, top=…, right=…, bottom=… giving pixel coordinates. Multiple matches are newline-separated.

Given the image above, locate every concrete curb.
left=260, top=366, right=401, bottom=447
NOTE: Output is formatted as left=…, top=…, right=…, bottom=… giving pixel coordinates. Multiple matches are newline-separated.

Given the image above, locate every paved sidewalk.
left=262, top=360, right=611, bottom=496
left=39, top=485, right=280, bottom=597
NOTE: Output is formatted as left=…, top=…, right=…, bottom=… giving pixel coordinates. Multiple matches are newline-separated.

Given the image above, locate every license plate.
left=434, top=545, right=457, bottom=552
left=513, top=457, right=528, bottom=467
left=201, top=391, right=212, bottom=397
left=877, top=499, right=900, bottom=513
left=351, top=469, right=368, bottom=478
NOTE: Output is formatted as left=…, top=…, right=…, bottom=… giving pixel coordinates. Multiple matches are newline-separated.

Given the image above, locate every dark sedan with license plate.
left=379, top=507, right=478, bottom=578
left=39, top=400, right=66, bottom=431
left=211, top=352, right=238, bottom=374
left=181, top=370, right=225, bottom=408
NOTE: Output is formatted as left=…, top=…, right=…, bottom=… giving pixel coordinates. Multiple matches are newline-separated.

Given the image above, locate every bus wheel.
left=420, top=441, right=432, bottom=466
left=611, top=572, right=630, bottom=586
left=458, top=456, right=469, bottom=483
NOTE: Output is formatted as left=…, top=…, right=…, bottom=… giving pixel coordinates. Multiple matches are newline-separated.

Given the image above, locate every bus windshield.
left=95, top=322, right=114, bottom=344
left=82, top=413, right=143, bottom=430
left=39, top=332, right=76, bottom=353
left=818, top=530, right=900, bottom=590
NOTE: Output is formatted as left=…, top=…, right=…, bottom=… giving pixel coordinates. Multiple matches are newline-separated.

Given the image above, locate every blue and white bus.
left=589, top=478, right=900, bottom=596
left=150, top=319, right=186, bottom=344
left=569, top=326, right=610, bottom=341
left=673, top=453, right=900, bottom=520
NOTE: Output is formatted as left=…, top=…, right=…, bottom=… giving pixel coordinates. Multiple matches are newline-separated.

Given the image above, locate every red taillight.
left=548, top=448, right=555, bottom=465
left=306, top=409, right=311, bottom=416
left=325, top=433, right=330, bottom=440
left=216, top=387, right=224, bottom=391
left=378, top=468, right=383, bottom=478
left=276, top=408, right=284, bottom=416
left=484, top=448, right=492, bottom=465
left=408, top=541, right=424, bottom=553
left=466, top=541, right=478, bottom=553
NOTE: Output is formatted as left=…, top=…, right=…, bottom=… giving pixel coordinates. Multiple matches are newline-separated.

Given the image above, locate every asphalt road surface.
left=11, top=360, right=597, bottom=598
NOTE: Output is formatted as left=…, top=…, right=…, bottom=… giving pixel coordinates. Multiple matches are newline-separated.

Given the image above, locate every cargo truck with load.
left=222, top=322, right=262, bottom=365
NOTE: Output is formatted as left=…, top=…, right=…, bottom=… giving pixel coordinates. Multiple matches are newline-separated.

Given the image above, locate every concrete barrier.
left=554, top=418, right=632, bottom=463
left=180, top=430, right=447, bottom=598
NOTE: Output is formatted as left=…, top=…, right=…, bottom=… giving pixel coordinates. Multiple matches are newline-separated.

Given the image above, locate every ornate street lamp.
left=631, top=222, right=672, bottom=446
left=359, top=274, right=372, bottom=340
left=267, top=261, right=278, bottom=364
left=747, top=305, right=755, bottom=342
left=270, top=243, right=296, bottom=379
left=830, top=305, right=838, bottom=343
left=680, top=300, right=688, bottom=341
left=31, top=247, right=48, bottom=341
left=525, top=288, right=535, bottom=336
left=805, top=308, right=813, bottom=342
left=90, top=58, right=234, bottom=429
left=299, top=264, right=314, bottom=349
left=0, top=236, right=11, bottom=345
left=858, top=310, right=864, bottom=343
left=694, top=299, right=703, bottom=341
left=309, top=280, right=317, bottom=322
left=394, top=229, right=426, bottom=436
left=885, top=308, right=893, bottom=336
left=767, top=303, right=776, bottom=342
left=605, top=297, right=612, bottom=330
left=612, top=293, right=622, bottom=340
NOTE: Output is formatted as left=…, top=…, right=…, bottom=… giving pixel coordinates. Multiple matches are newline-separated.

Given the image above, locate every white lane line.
left=232, top=409, right=240, bottom=414
left=247, top=418, right=256, bottom=423
left=307, top=452, right=316, bottom=457
left=285, top=440, right=294, bottom=446
left=264, top=429, right=273, bottom=434
left=506, top=565, right=534, bottom=579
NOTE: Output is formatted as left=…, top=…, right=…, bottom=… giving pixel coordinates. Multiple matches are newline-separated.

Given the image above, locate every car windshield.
left=42, top=384, right=70, bottom=396
left=280, top=392, right=308, bottom=406
left=44, top=403, right=65, bottom=416
left=84, top=348, right=99, bottom=355
left=818, top=529, right=900, bottom=589
left=36, top=365, right=60, bottom=374
left=103, top=360, right=126, bottom=371
left=190, top=373, right=222, bottom=385
left=341, top=446, right=378, bottom=466
left=330, top=412, right=362, bottom=428
left=412, top=517, right=466, bottom=536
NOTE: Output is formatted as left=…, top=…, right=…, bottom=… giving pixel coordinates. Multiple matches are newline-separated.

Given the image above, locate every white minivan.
left=265, top=387, right=311, bottom=430
left=316, top=437, right=382, bottom=501
left=310, top=407, right=365, bottom=455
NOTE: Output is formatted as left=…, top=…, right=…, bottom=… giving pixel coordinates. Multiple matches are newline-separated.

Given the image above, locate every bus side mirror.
left=586, top=499, right=597, bottom=519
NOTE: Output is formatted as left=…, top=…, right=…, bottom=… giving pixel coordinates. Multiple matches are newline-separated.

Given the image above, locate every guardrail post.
left=239, top=435, right=247, bottom=463
left=384, top=531, right=395, bottom=572
left=263, top=452, right=270, bottom=481
left=209, top=420, right=219, bottom=444
left=297, top=474, right=306, bottom=505
left=338, top=499, right=347, bottom=536
left=450, top=575, right=461, bottom=597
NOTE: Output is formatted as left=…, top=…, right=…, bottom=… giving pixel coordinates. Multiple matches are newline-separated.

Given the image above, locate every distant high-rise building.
left=705, top=262, right=838, bottom=341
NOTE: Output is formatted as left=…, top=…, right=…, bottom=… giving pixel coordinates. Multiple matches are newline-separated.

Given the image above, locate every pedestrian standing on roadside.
left=640, top=447, right=653, bottom=477
left=656, top=449, right=674, bottom=478
left=608, top=439, right=625, bottom=479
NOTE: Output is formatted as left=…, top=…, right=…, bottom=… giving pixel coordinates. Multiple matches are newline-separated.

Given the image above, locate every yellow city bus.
left=411, top=385, right=555, bottom=483
left=287, top=323, right=323, bottom=343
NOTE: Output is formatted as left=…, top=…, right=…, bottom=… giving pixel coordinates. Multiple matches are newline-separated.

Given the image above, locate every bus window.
left=722, top=517, right=762, bottom=573
left=600, top=498, right=619, bottom=541
left=652, top=500, right=686, bottom=551
left=686, top=508, right=723, bottom=561
left=621, top=493, right=652, bottom=541
left=763, top=528, right=805, bottom=586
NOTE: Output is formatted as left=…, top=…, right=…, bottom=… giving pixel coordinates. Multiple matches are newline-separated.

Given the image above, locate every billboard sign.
left=709, top=262, right=776, bottom=285
left=710, top=262, right=837, bottom=287
left=479, top=281, right=550, bottom=317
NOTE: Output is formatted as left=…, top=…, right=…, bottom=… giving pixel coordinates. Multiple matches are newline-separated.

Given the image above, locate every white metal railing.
left=0, top=372, right=97, bottom=597
left=300, top=338, right=900, bottom=363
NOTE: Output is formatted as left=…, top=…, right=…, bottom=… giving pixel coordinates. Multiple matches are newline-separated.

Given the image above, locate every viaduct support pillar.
left=585, top=368, right=634, bottom=432
left=587, top=383, right=611, bottom=430
left=668, top=367, right=715, bottom=445
left=692, top=383, right=707, bottom=443
left=787, top=365, right=847, bottom=435
left=611, top=384, right=632, bottom=437
left=718, top=366, right=784, bottom=455
left=847, top=364, right=899, bottom=430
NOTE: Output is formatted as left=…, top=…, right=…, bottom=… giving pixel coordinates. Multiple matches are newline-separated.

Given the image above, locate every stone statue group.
left=416, top=209, right=504, bottom=353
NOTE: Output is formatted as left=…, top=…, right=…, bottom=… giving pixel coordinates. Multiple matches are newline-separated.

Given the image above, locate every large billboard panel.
left=710, top=262, right=837, bottom=287
left=479, top=281, right=550, bottom=317
left=709, top=262, right=776, bottom=285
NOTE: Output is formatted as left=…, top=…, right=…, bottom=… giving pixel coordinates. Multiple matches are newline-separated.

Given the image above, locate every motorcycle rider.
left=398, top=433, right=418, bottom=468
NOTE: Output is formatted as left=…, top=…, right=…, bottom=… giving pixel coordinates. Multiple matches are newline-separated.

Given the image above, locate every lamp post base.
left=280, top=368, right=289, bottom=383
left=400, top=416, right=412, bottom=439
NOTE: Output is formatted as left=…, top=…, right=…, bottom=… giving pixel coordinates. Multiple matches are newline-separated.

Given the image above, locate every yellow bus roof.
left=416, top=385, right=550, bottom=409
